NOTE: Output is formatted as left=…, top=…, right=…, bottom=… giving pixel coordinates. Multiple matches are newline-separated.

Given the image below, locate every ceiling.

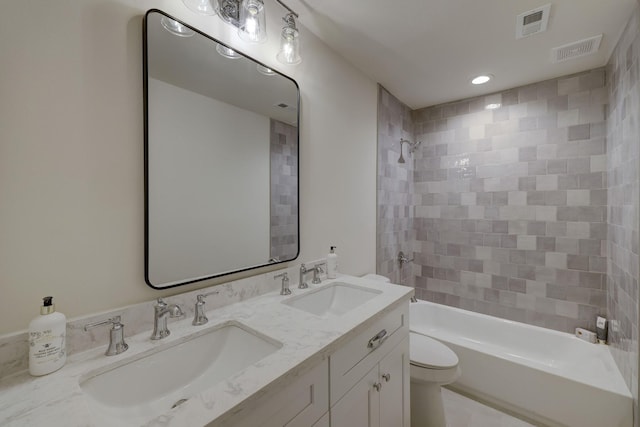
left=286, top=0, right=637, bottom=109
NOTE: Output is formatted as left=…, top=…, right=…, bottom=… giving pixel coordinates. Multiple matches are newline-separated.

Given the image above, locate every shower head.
left=398, top=138, right=420, bottom=163
left=398, top=138, right=408, bottom=163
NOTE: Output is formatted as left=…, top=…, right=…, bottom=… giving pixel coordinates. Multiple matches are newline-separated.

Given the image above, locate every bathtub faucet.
left=398, top=251, right=414, bottom=266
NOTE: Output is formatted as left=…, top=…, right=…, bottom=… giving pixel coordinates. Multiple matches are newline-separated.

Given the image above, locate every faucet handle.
left=312, top=262, right=326, bottom=284
left=84, top=316, right=128, bottom=356
left=193, top=290, right=220, bottom=326
left=274, top=272, right=291, bottom=295
left=196, top=290, right=220, bottom=303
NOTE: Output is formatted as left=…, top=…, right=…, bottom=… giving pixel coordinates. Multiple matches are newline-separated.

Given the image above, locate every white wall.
left=148, top=78, right=270, bottom=286
left=0, top=0, right=377, bottom=335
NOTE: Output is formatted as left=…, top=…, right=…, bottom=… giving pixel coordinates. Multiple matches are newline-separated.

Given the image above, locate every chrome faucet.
left=84, top=315, right=128, bottom=356
left=298, top=263, right=314, bottom=289
left=192, top=290, right=220, bottom=326
left=151, top=298, right=184, bottom=340
left=275, top=272, right=291, bottom=295
left=311, top=262, right=326, bottom=284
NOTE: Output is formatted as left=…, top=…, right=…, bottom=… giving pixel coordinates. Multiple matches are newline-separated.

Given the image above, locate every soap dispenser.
left=327, top=246, right=338, bottom=279
left=28, top=296, right=67, bottom=376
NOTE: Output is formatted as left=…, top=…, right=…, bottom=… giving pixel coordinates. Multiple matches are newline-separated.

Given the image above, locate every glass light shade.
left=238, top=0, right=267, bottom=43
left=216, top=43, right=242, bottom=59
left=182, top=0, right=217, bottom=16
left=160, top=17, right=195, bottom=37
left=277, top=26, right=301, bottom=65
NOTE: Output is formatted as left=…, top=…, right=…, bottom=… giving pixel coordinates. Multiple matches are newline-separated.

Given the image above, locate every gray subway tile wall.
left=270, top=119, right=298, bottom=261
left=606, top=6, right=640, bottom=413
left=377, top=86, right=415, bottom=286
left=410, top=68, right=608, bottom=333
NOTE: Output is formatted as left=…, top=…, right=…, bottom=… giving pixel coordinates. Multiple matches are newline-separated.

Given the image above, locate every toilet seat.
left=410, top=332, right=458, bottom=370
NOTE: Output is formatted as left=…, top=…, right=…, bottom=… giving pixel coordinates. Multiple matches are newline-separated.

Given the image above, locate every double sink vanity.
left=1, top=273, right=413, bottom=427
left=1, top=13, right=412, bottom=425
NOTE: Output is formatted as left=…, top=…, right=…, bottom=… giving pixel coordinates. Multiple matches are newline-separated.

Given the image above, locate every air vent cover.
left=516, top=4, right=551, bottom=39
left=551, top=35, right=603, bottom=63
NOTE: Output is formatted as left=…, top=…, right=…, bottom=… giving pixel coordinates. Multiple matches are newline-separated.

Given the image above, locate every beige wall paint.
left=0, top=0, right=377, bottom=335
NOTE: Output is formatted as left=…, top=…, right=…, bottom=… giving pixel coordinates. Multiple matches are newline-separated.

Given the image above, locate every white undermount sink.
left=80, top=321, right=281, bottom=427
left=283, top=282, right=382, bottom=316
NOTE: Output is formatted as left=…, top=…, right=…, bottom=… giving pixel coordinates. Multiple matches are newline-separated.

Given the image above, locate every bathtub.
left=410, top=300, right=633, bottom=427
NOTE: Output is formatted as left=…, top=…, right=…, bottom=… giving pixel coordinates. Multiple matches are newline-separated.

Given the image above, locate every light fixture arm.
left=282, top=12, right=297, bottom=29
left=275, top=0, right=298, bottom=18
left=218, top=0, right=299, bottom=29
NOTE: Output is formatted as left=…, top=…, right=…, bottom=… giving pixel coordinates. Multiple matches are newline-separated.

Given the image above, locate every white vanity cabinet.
left=223, top=359, right=329, bottom=427
left=330, top=303, right=410, bottom=427
left=210, top=301, right=410, bottom=427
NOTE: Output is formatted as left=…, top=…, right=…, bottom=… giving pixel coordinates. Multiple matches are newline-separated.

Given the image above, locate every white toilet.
left=410, top=332, right=460, bottom=427
left=362, top=274, right=461, bottom=427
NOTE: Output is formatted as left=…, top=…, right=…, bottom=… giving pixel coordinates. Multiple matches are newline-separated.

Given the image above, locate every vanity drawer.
left=329, top=302, right=409, bottom=405
left=225, top=359, right=329, bottom=427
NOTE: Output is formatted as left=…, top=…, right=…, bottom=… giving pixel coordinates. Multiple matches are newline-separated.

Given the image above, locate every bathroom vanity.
left=0, top=275, right=412, bottom=427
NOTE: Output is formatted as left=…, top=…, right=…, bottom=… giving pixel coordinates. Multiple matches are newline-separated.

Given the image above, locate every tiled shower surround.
left=410, top=68, right=608, bottom=333
left=607, top=6, right=640, bottom=415
left=377, top=11, right=640, bottom=414
left=377, top=86, right=415, bottom=286
left=270, top=119, right=298, bottom=261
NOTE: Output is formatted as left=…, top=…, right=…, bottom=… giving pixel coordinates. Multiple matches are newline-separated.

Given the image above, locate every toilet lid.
left=410, top=332, right=459, bottom=370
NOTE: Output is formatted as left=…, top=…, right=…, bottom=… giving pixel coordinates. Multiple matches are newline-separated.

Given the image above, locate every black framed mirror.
left=144, top=9, right=299, bottom=289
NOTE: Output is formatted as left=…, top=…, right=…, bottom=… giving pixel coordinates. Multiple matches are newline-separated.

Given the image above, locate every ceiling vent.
left=516, top=4, right=551, bottom=39
left=551, top=35, right=603, bottom=63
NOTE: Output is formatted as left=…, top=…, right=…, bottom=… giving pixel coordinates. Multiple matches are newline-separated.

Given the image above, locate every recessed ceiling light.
left=485, top=103, right=501, bottom=110
left=471, top=75, right=492, bottom=85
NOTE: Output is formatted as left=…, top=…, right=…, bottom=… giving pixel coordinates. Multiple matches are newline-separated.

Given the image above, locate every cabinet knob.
left=373, top=382, right=382, bottom=392
left=382, top=373, right=391, bottom=382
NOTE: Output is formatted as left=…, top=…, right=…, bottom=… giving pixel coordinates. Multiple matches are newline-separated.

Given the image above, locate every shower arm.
left=400, top=138, right=421, bottom=154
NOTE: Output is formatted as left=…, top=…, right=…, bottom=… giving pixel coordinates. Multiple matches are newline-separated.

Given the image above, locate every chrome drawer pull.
left=367, top=329, right=388, bottom=349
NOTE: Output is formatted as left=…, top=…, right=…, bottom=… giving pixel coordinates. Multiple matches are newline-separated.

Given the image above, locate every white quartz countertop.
left=0, top=275, right=412, bottom=427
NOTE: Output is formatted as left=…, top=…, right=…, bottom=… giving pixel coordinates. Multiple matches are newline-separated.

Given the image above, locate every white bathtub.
left=410, top=300, right=633, bottom=427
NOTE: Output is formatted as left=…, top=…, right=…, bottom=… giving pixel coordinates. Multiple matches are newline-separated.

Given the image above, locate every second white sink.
left=283, top=282, right=382, bottom=316
left=80, top=321, right=281, bottom=427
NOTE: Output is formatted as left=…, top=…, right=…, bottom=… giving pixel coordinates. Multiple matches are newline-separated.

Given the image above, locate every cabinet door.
left=227, top=360, right=329, bottom=427
left=331, top=367, right=381, bottom=427
left=379, top=336, right=410, bottom=427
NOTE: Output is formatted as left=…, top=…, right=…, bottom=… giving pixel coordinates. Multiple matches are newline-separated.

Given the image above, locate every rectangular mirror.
left=144, top=9, right=299, bottom=289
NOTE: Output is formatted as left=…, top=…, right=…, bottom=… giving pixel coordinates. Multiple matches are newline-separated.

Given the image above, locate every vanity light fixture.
left=216, top=43, right=242, bottom=58
left=257, top=64, right=276, bottom=75
left=161, top=17, right=195, bottom=37
left=485, top=103, right=501, bottom=110
left=471, top=74, right=492, bottom=85
left=183, top=0, right=302, bottom=65
left=277, top=12, right=302, bottom=65
left=238, top=0, right=267, bottom=43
